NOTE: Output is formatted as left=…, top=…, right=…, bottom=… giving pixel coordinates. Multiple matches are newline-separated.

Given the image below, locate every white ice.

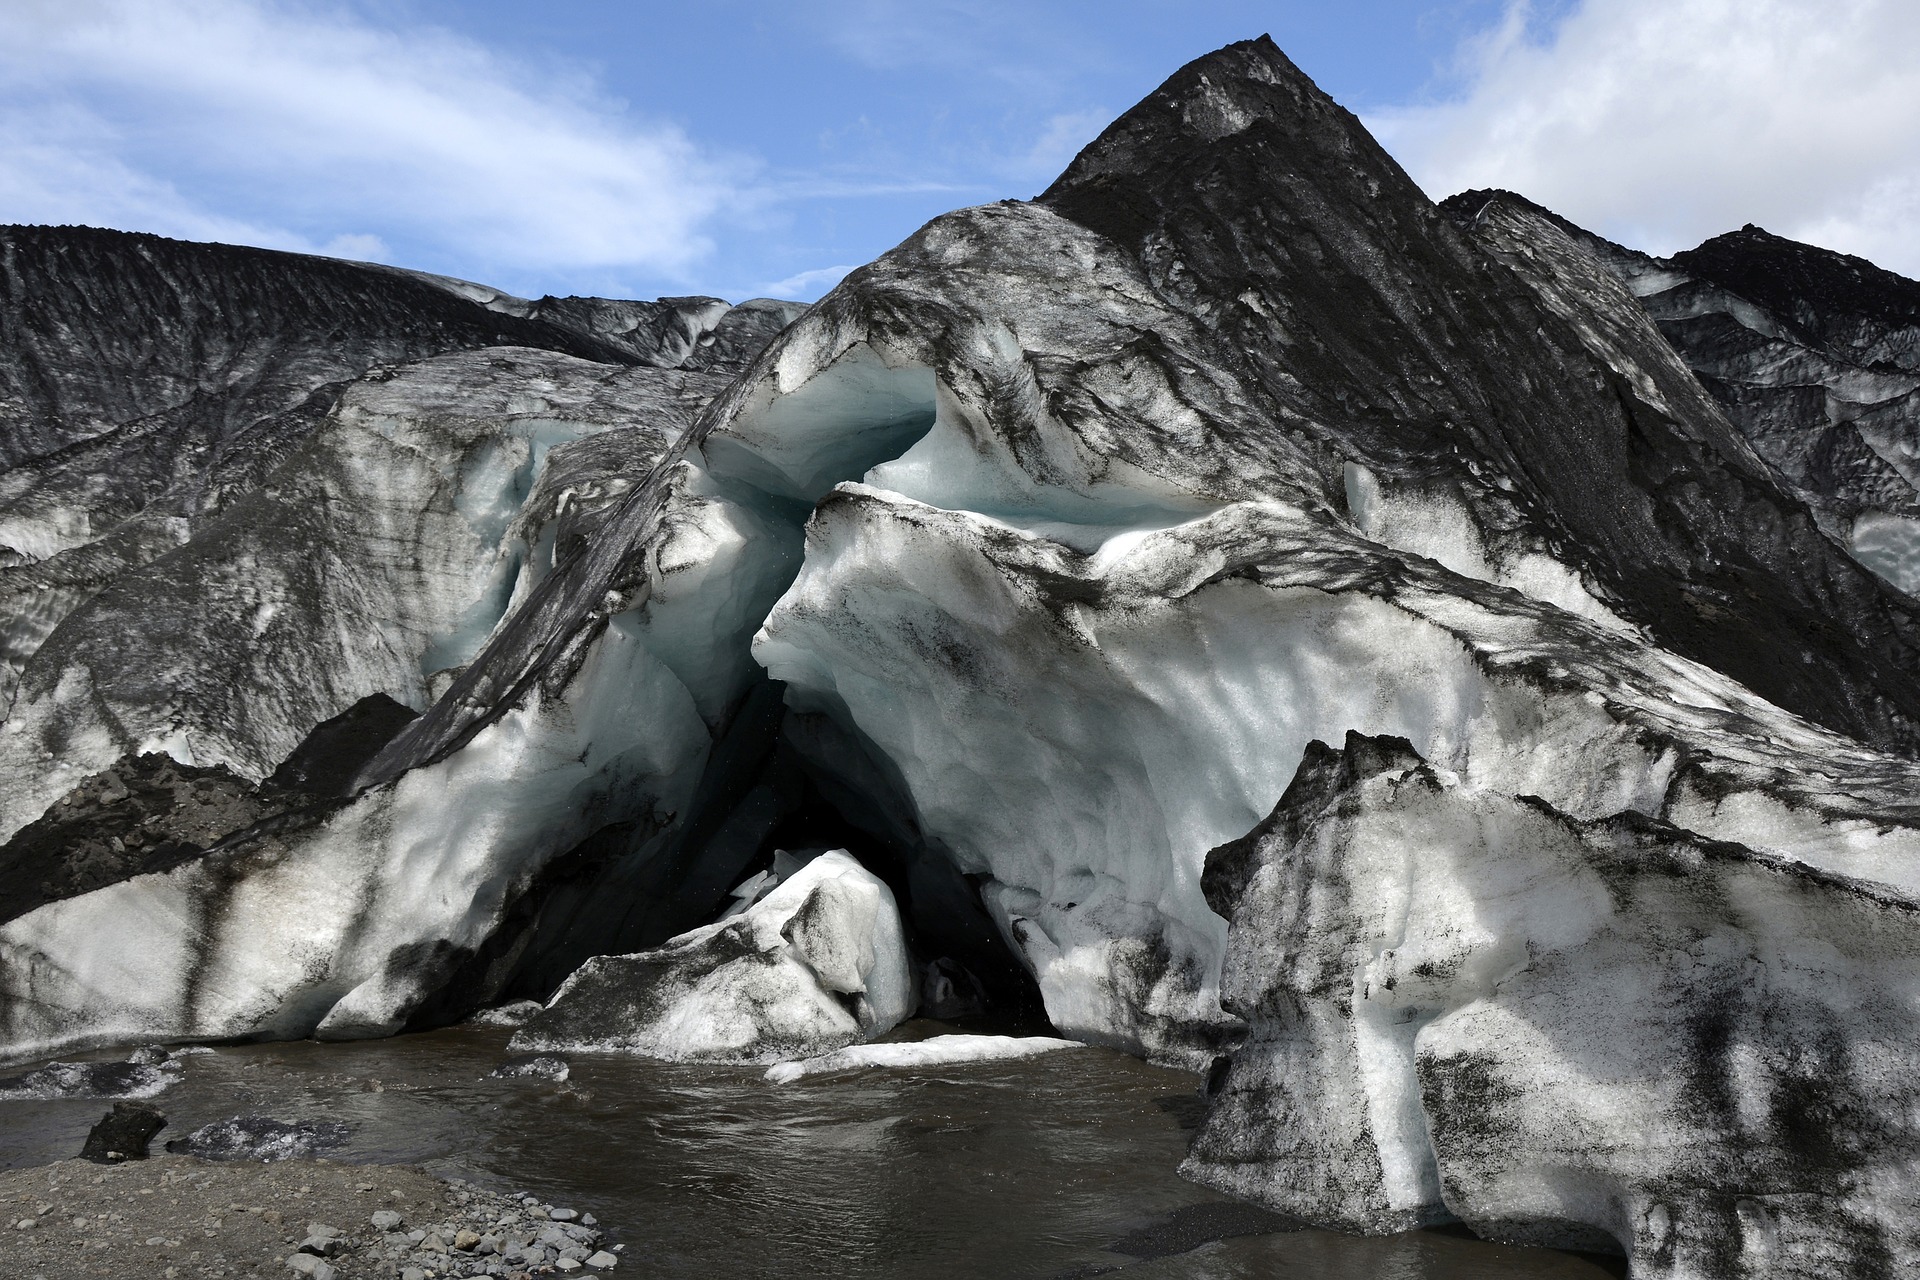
left=1851, top=509, right=1920, bottom=596
left=511, top=850, right=915, bottom=1063
left=764, top=1033, right=1083, bottom=1083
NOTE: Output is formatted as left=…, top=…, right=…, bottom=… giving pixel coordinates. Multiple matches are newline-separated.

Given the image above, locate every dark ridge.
left=1439, top=188, right=1589, bottom=240
left=1039, top=35, right=1354, bottom=252
left=0, top=223, right=651, bottom=471
left=1038, top=36, right=1920, bottom=754
left=1671, top=225, right=1920, bottom=353
left=1447, top=195, right=1920, bottom=359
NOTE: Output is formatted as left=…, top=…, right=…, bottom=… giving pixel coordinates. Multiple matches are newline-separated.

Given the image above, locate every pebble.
left=297, top=1230, right=346, bottom=1257
left=1, top=1154, right=623, bottom=1277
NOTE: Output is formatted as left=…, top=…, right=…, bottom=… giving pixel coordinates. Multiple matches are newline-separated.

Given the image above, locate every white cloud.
left=799, top=0, right=1113, bottom=184
left=0, top=0, right=743, bottom=281
left=1370, top=0, right=1920, bottom=275
left=0, top=101, right=301, bottom=248
left=758, top=264, right=857, bottom=300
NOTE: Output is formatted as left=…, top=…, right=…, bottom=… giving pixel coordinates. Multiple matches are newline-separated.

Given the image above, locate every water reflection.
left=0, top=1026, right=1624, bottom=1279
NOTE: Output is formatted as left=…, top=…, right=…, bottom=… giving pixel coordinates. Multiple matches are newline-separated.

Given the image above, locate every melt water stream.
left=0, top=1025, right=1626, bottom=1279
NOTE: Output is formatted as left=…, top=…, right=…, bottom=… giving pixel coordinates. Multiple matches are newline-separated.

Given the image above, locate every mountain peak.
left=1038, top=35, right=1400, bottom=250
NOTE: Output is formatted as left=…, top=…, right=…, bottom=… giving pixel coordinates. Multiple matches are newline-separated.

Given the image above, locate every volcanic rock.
left=78, top=1101, right=167, bottom=1163
left=164, top=1115, right=351, bottom=1163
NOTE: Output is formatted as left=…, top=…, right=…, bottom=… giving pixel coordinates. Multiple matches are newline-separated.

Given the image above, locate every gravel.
left=0, top=1156, right=622, bottom=1279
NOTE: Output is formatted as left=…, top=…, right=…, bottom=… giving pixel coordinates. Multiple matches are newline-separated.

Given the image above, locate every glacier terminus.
left=4, top=35, right=1920, bottom=1280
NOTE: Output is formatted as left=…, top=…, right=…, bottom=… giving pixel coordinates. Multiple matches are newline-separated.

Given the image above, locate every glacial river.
left=0, top=1024, right=1626, bottom=1279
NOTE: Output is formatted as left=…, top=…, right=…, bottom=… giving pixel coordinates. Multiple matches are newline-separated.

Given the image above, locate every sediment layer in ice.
left=0, top=346, right=738, bottom=841
left=0, top=446, right=801, bottom=1059
left=1186, top=731, right=1920, bottom=1277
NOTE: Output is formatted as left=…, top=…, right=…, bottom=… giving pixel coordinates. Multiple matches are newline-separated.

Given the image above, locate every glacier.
left=0, top=253, right=815, bottom=1056
left=3, top=30, right=1920, bottom=1280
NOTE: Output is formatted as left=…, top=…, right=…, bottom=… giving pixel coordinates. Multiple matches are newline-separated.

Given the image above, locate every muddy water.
left=0, top=1025, right=1625, bottom=1279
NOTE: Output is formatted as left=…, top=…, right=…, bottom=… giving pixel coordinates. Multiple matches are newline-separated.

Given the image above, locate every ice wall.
left=1188, top=733, right=1920, bottom=1276
left=684, top=173, right=1920, bottom=1063
left=0, top=457, right=801, bottom=1057
left=746, top=470, right=1920, bottom=1062
left=0, top=348, right=727, bottom=842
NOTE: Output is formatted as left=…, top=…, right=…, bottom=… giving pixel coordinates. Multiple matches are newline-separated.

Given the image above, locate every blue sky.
left=2, top=1, right=1915, bottom=301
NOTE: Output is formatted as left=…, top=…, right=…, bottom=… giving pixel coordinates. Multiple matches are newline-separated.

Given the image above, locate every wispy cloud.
left=1020, top=110, right=1111, bottom=181
left=758, top=264, right=857, bottom=300
left=1370, top=0, right=1920, bottom=275
left=0, top=0, right=744, bottom=283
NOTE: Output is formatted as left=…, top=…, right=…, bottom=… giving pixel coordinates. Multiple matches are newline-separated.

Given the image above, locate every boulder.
left=78, top=1101, right=166, bottom=1163
left=513, top=851, right=913, bottom=1062
left=164, top=1115, right=350, bottom=1162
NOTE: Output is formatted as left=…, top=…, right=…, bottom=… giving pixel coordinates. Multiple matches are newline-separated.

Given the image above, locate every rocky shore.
left=1, top=1156, right=620, bottom=1280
